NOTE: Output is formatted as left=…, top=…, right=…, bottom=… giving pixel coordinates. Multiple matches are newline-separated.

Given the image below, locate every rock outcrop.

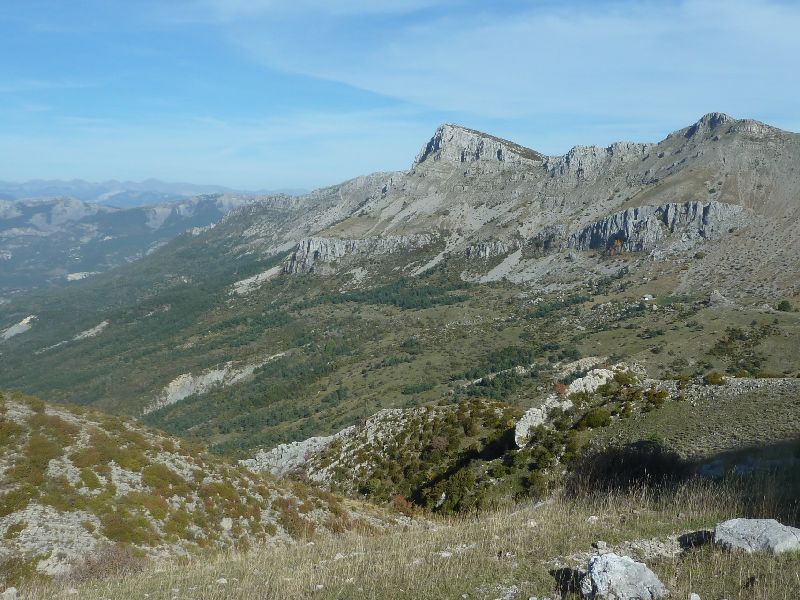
left=545, top=141, right=652, bottom=182
left=515, top=396, right=573, bottom=447
left=465, top=240, right=520, bottom=259
left=0, top=316, right=36, bottom=341
left=144, top=353, right=285, bottom=414
left=714, top=518, right=800, bottom=554
left=514, top=364, right=627, bottom=447
left=285, top=234, right=435, bottom=274
left=414, top=124, right=543, bottom=168
left=568, top=201, right=746, bottom=253
left=240, top=431, right=352, bottom=478
left=580, top=553, right=667, bottom=599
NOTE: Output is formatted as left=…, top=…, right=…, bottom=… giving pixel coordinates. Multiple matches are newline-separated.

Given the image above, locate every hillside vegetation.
left=0, top=392, right=404, bottom=588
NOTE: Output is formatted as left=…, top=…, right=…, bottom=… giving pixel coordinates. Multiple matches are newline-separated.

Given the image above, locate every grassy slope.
left=23, top=477, right=800, bottom=600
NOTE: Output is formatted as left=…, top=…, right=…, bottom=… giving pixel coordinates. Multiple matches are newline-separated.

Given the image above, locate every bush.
left=142, top=463, right=190, bottom=496
left=63, top=543, right=148, bottom=583
left=703, top=371, right=727, bottom=385
left=776, top=300, right=793, bottom=312
left=576, top=408, right=611, bottom=430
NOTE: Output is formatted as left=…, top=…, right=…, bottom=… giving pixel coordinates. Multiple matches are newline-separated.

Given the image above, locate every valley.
left=1, top=113, right=798, bottom=598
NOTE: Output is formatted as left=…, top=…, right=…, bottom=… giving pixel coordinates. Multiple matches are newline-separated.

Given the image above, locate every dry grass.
left=21, top=476, right=800, bottom=599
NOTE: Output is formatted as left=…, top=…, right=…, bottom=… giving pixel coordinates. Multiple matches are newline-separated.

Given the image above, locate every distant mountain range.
left=0, top=178, right=306, bottom=208
left=0, top=193, right=299, bottom=295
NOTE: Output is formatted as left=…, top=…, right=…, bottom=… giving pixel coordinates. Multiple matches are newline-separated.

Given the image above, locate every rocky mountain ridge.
left=209, top=112, right=799, bottom=299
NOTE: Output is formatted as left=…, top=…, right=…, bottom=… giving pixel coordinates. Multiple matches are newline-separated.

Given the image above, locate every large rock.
left=580, top=553, right=666, bottom=600
left=714, top=518, right=800, bottom=554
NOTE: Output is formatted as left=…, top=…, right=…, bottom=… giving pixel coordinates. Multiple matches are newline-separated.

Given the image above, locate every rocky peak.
left=413, top=123, right=543, bottom=168
left=683, top=112, right=736, bottom=138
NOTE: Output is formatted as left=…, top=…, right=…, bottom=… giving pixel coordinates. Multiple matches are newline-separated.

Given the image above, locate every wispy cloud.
left=211, top=0, right=800, bottom=131
left=0, top=107, right=435, bottom=188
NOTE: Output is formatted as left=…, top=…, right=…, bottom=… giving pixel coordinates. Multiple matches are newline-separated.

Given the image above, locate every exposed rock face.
left=231, top=265, right=284, bottom=294
left=414, top=123, right=543, bottom=168
left=285, top=234, right=435, bottom=274
left=465, top=240, right=520, bottom=259
left=545, top=141, right=652, bottom=182
left=568, top=201, right=746, bottom=253
left=679, top=111, right=736, bottom=139
left=0, top=504, right=101, bottom=576
left=240, top=430, right=353, bottom=477
left=566, top=365, right=624, bottom=396
left=515, top=364, right=627, bottom=447
left=514, top=396, right=573, bottom=447
left=144, top=353, right=286, bottom=414
left=580, top=553, right=667, bottom=599
left=714, top=518, right=800, bottom=554
left=0, top=315, right=36, bottom=341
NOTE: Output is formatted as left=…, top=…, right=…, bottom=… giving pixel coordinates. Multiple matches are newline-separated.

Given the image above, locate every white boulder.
left=580, top=553, right=666, bottom=599
left=714, top=518, right=800, bottom=554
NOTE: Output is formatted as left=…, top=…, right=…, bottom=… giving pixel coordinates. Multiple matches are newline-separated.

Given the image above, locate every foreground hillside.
left=0, top=392, right=404, bottom=588
left=21, top=476, right=800, bottom=599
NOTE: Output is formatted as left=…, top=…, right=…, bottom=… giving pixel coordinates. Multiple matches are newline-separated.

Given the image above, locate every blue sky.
left=1, top=0, right=798, bottom=190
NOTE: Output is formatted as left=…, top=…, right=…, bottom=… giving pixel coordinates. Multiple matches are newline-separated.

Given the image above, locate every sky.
left=0, top=0, right=798, bottom=190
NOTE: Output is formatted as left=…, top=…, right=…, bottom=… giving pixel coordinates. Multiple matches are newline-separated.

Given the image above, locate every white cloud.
left=212, top=0, right=800, bottom=127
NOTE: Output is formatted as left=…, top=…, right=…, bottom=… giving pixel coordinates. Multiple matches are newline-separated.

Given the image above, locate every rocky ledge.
left=285, top=234, right=435, bottom=274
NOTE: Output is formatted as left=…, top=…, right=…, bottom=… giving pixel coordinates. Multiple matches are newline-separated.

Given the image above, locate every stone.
left=713, top=518, right=800, bottom=554
left=580, top=553, right=667, bottom=599
left=1, top=588, right=17, bottom=600
left=689, top=594, right=701, bottom=600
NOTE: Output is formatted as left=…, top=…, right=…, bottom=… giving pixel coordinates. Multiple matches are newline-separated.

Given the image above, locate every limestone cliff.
left=567, top=201, right=747, bottom=253
left=285, top=234, right=435, bottom=274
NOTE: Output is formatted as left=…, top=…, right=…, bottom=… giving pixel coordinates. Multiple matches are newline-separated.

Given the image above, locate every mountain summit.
left=413, top=123, right=544, bottom=167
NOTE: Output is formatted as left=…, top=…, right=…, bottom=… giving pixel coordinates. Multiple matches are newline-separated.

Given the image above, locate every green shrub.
left=100, top=507, right=159, bottom=545
left=3, top=521, right=25, bottom=539
left=142, top=463, right=190, bottom=497
left=576, top=408, right=612, bottom=430
left=703, top=371, right=727, bottom=385
left=79, top=468, right=102, bottom=490
left=776, top=300, right=793, bottom=312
